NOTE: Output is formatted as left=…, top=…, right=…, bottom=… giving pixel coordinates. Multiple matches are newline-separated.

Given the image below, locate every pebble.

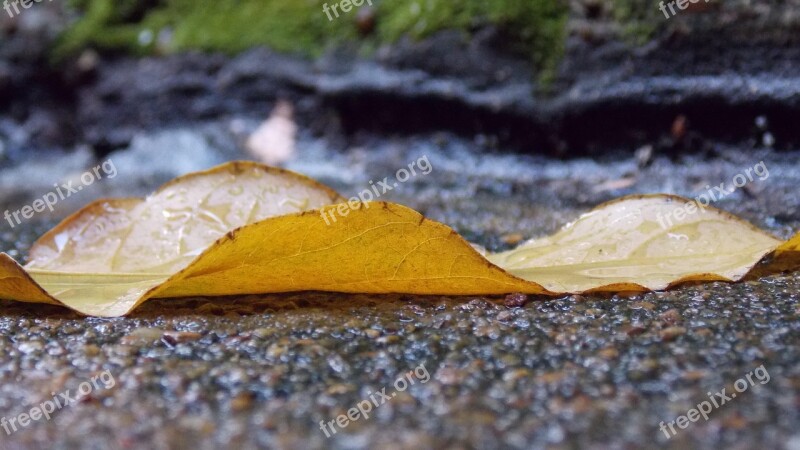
left=625, top=325, right=648, bottom=336
left=121, top=328, right=166, bottom=345
left=376, top=335, right=401, bottom=344
left=658, top=308, right=682, bottom=325
left=659, top=326, right=687, bottom=341
left=18, top=341, right=44, bottom=354
left=504, top=293, right=529, bottom=308
left=497, top=310, right=514, bottom=322
left=631, top=301, right=656, bottom=310
left=162, top=331, right=203, bottom=344
left=597, top=347, right=619, bottom=359
left=229, top=392, right=253, bottom=412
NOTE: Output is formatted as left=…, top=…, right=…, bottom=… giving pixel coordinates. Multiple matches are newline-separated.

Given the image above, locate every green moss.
left=377, top=0, right=567, bottom=79
left=54, top=0, right=567, bottom=77
left=609, top=0, right=661, bottom=45
left=55, top=0, right=356, bottom=57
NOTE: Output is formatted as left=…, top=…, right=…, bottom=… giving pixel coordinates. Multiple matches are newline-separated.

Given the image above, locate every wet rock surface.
left=62, top=30, right=800, bottom=154
left=3, top=1, right=800, bottom=156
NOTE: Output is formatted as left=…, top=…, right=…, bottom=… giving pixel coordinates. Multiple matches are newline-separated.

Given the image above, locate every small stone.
left=625, top=325, right=648, bottom=337
left=376, top=335, right=401, bottom=344
left=474, top=324, right=500, bottom=338
left=694, top=328, right=713, bottom=337
left=437, top=367, right=467, bottom=385
left=229, top=392, right=253, bottom=412
left=109, top=344, right=138, bottom=357
left=502, top=368, right=531, bottom=383
left=468, top=298, right=492, bottom=309
left=659, top=309, right=682, bottom=325
left=252, top=328, right=275, bottom=339
left=121, top=328, right=165, bottom=345
left=83, top=344, right=101, bottom=356
left=537, top=371, right=567, bottom=384
left=266, top=343, right=287, bottom=359
left=504, top=293, right=528, bottom=308
left=585, top=308, right=603, bottom=317
left=47, top=345, right=66, bottom=356
left=327, top=355, right=347, bottom=373
left=598, top=347, right=619, bottom=359
left=659, top=326, right=687, bottom=342
left=163, top=331, right=202, bottom=344
left=682, top=370, right=708, bottom=381
left=326, top=383, right=352, bottom=395
left=18, top=341, right=44, bottom=354
left=631, top=301, right=655, bottom=310
left=497, top=311, right=514, bottom=322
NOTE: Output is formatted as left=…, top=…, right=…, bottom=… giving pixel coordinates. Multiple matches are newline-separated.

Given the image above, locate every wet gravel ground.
left=0, top=136, right=799, bottom=449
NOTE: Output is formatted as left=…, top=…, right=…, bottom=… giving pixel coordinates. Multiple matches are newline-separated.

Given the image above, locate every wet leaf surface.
left=0, top=162, right=797, bottom=316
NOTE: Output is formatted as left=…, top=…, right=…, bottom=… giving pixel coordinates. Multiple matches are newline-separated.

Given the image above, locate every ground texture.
left=0, top=143, right=799, bottom=450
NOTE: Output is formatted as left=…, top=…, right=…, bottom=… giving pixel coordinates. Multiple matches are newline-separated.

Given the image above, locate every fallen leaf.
left=2, top=162, right=342, bottom=316
left=486, top=196, right=789, bottom=292
left=0, top=162, right=797, bottom=317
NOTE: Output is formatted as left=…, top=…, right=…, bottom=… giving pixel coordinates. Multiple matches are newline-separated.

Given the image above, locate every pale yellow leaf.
left=487, top=195, right=784, bottom=292
left=10, top=162, right=342, bottom=316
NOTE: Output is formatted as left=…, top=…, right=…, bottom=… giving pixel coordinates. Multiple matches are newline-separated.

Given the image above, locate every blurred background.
left=2, top=0, right=798, bottom=239
left=1, top=1, right=800, bottom=449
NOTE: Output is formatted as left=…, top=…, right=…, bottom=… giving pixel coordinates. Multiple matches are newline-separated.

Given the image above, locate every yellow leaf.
left=9, top=161, right=343, bottom=316
left=0, top=162, right=797, bottom=317
left=487, top=195, right=785, bottom=292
